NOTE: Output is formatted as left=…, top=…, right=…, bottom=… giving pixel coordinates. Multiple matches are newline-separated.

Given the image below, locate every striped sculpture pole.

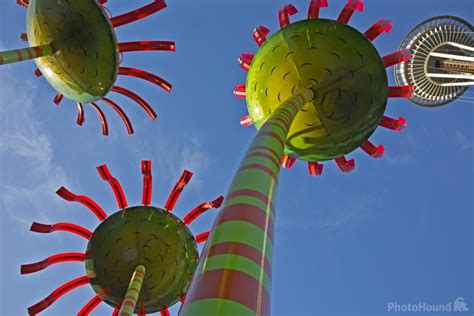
left=180, top=87, right=315, bottom=316
left=0, top=44, right=53, bottom=65
left=118, top=265, right=146, bottom=316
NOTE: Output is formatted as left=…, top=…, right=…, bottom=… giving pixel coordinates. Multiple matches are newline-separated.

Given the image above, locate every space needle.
left=395, top=16, right=473, bottom=106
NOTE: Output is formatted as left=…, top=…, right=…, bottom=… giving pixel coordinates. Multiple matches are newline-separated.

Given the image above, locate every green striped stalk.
left=180, top=88, right=315, bottom=316
left=118, top=265, right=146, bottom=316
left=0, top=44, right=53, bottom=65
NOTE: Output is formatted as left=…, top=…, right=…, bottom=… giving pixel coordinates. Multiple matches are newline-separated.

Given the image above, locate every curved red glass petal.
left=240, top=115, right=253, bottom=127
left=21, top=253, right=85, bottom=274
left=76, top=103, right=85, bottom=126
left=308, top=0, right=328, bottom=19
left=164, top=170, right=193, bottom=212
left=364, top=18, right=393, bottom=41
left=110, top=0, right=167, bottom=28
left=160, top=308, right=170, bottom=316
left=112, top=86, right=157, bottom=120
left=383, top=49, right=412, bottom=68
left=112, top=301, right=123, bottom=316
left=253, top=25, right=270, bottom=46
left=337, top=0, right=364, bottom=24
left=141, top=160, right=153, bottom=206
left=53, top=93, right=63, bottom=106
left=279, top=4, right=298, bottom=28
left=97, top=164, right=128, bottom=209
left=281, top=154, right=296, bottom=169
left=308, top=161, right=324, bottom=176
left=388, top=85, right=414, bottom=98
left=335, top=156, right=355, bottom=173
left=56, top=186, right=107, bottom=221
left=379, top=116, right=407, bottom=131
left=118, top=41, right=175, bottom=52
left=16, top=0, right=29, bottom=8
left=238, top=53, right=254, bottom=71
left=77, top=289, right=109, bottom=316
left=27, top=276, right=89, bottom=314
left=30, top=222, right=92, bottom=239
left=101, top=97, right=135, bottom=135
left=195, top=231, right=210, bottom=244
left=183, top=196, right=224, bottom=225
left=360, top=140, right=385, bottom=158
left=90, top=103, right=109, bottom=136
left=118, top=67, right=172, bottom=92
left=233, top=84, right=246, bottom=99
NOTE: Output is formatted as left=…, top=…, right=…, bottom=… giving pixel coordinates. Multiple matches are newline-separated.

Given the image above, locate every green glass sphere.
left=27, top=0, right=118, bottom=103
left=85, top=206, right=198, bottom=313
left=246, top=19, right=388, bottom=161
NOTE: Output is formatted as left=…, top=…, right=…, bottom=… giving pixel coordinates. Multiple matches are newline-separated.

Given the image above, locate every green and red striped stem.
left=118, top=265, right=146, bottom=316
left=180, top=88, right=315, bottom=316
left=0, top=44, right=53, bottom=65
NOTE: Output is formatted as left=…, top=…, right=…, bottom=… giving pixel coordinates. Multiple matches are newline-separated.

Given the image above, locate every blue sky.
left=0, top=0, right=472, bottom=315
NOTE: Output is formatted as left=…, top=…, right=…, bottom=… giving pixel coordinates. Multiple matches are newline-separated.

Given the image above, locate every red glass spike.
left=137, top=302, right=146, bottom=316
left=16, top=0, right=29, bottom=8
left=34, top=68, right=42, bottom=77
left=30, top=222, right=92, bottom=239
left=160, top=308, right=170, bottom=316
left=112, top=301, right=123, bottom=316
left=20, top=33, right=28, bottom=41
left=179, top=295, right=186, bottom=303
left=364, top=18, right=392, bottom=41
left=101, top=97, right=135, bottom=135
left=141, top=160, right=153, bottom=206
left=308, top=0, right=328, bottom=19
left=97, top=164, right=128, bottom=209
left=379, top=116, right=406, bottom=131
left=76, top=103, right=85, bottom=126
left=307, top=161, right=323, bottom=176
left=279, top=4, right=298, bottom=28
left=77, top=290, right=109, bottom=316
left=388, top=85, right=414, bottom=98
left=183, top=195, right=224, bottom=225
left=118, top=41, right=176, bottom=52
left=118, top=67, right=172, bottom=93
left=195, top=231, right=210, bottom=244
left=281, top=154, right=296, bottom=169
left=240, top=115, right=253, bottom=127
left=56, top=186, right=107, bottom=221
left=21, top=253, right=85, bottom=275
left=383, top=49, right=412, bottom=68
left=253, top=25, right=270, bottom=46
left=112, top=86, right=157, bottom=120
left=234, top=84, right=246, bottom=99
left=335, top=156, right=355, bottom=173
left=110, top=0, right=167, bottom=28
left=238, top=53, right=254, bottom=71
left=53, top=93, right=63, bottom=106
left=27, top=276, right=89, bottom=314
left=337, top=0, right=364, bottom=24
left=98, top=0, right=107, bottom=3
left=360, top=140, right=385, bottom=158
left=164, top=170, right=193, bottom=212
left=90, top=103, right=109, bottom=136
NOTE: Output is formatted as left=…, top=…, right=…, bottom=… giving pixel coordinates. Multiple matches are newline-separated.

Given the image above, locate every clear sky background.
left=0, top=0, right=472, bottom=315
